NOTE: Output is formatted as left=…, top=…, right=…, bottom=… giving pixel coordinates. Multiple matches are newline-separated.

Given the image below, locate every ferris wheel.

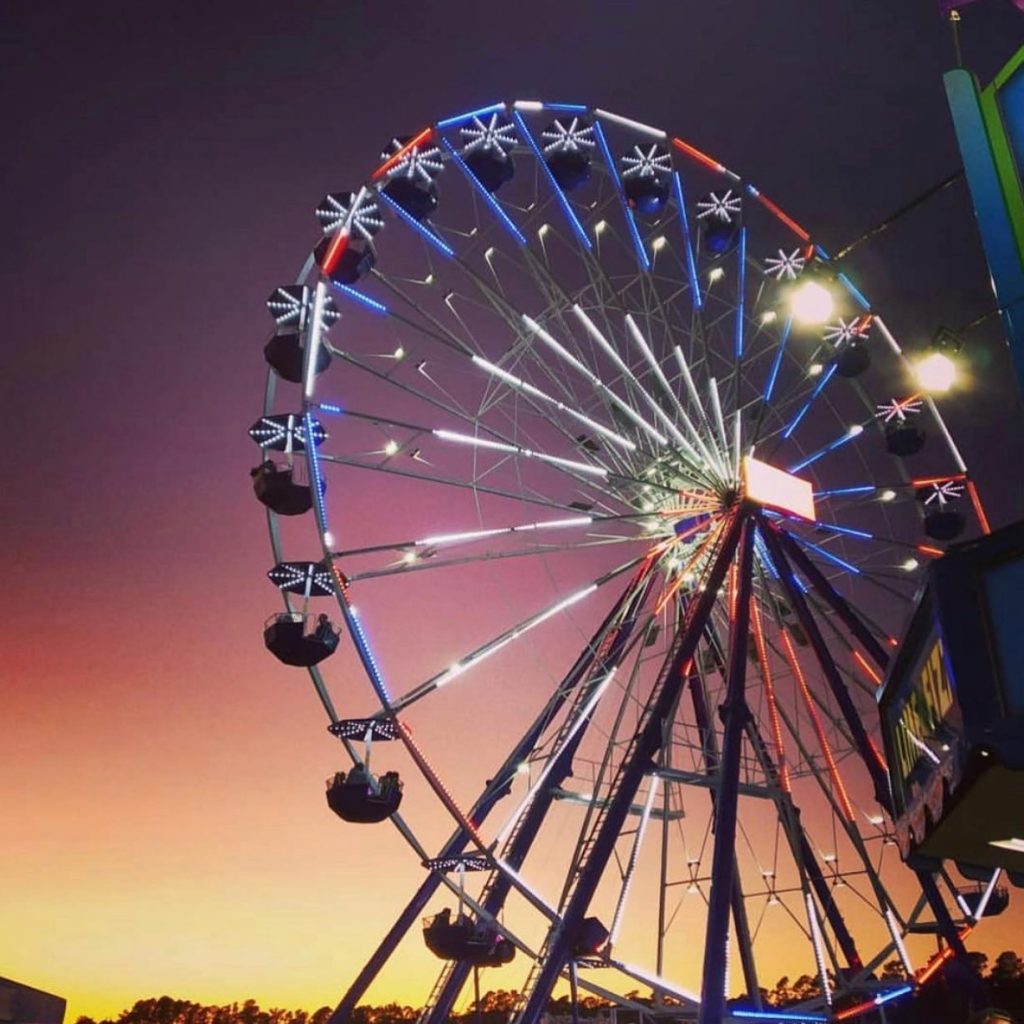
left=250, top=98, right=1002, bottom=1024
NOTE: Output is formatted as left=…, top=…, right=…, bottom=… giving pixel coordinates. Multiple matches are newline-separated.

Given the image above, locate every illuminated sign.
left=741, top=455, right=816, bottom=521
left=890, top=635, right=959, bottom=789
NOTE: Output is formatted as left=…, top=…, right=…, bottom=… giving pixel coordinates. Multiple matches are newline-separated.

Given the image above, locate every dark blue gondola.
left=422, top=910, right=515, bottom=967
left=327, top=766, right=403, bottom=823
left=251, top=461, right=317, bottom=516
left=885, top=422, right=926, bottom=457
left=264, top=611, right=339, bottom=667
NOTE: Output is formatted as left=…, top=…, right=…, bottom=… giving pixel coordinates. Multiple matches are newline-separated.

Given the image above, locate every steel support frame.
left=698, top=517, right=756, bottom=1024
left=421, top=573, right=657, bottom=1024
left=514, top=509, right=746, bottom=1024
left=330, top=569, right=652, bottom=1024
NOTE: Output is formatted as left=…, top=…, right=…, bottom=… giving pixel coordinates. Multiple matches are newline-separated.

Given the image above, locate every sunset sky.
left=5, top=2, right=1024, bottom=1021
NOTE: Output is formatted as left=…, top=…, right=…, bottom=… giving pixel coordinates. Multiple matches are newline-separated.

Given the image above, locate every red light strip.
left=833, top=997, right=878, bottom=1021
left=910, top=472, right=966, bottom=487
left=781, top=629, right=855, bottom=822
left=372, top=126, right=433, bottom=181
left=754, top=191, right=811, bottom=242
left=671, top=136, right=726, bottom=174
left=867, top=735, right=888, bottom=772
left=320, top=229, right=350, bottom=276
left=852, top=650, right=882, bottom=686
left=397, top=719, right=485, bottom=847
left=965, top=480, right=992, bottom=535
left=917, top=544, right=944, bottom=557
left=751, top=600, right=791, bottom=792
left=916, top=925, right=973, bottom=985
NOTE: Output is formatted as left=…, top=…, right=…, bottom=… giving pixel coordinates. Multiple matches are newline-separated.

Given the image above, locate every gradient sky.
left=5, top=1, right=1024, bottom=1020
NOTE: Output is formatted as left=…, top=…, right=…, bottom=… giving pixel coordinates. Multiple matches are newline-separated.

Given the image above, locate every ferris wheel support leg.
left=422, top=573, right=658, bottom=1024
left=757, top=520, right=892, bottom=814
left=915, top=869, right=987, bottom=1007
left=698, top=517, right=756, bottom=1024
left=514, top=511, right=746, bottom=1024
left=686, top=662, right=762, bottom=1009
left=770, top=524, right=890, bottom=671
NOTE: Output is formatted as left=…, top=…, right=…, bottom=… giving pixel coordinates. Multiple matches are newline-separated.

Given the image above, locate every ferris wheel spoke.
left=380, top=554, right=648, bottom=717
left=345, top=535, right=646, bottom=583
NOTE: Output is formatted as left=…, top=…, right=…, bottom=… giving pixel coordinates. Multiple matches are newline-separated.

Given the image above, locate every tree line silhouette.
left=74, top=952, right=1024, bottom=1024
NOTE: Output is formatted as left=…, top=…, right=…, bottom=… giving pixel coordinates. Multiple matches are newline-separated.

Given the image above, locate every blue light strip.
left=545, top=102, right=589, bottom=113
left=838, top=271, right=870, bottom=311
left=511, top=110, right=593, bottom=251
left=378, top=191, right=455, bottom=258
left=814, top=485, right=875, bottom=499
left=330, top=282, right=389, bottom=315
left=304, top=409, right=394, bottom=705
left=874, top=984, right=914, bottom=1006
left=796, top=536, right=861, bottom=576
left=782, top=364, right=837, bottom=439
left=788, top=426, right=862, bottom=473
left=731, top=1011, right=827, bottom=1023
left=671, top=172, right=703, bottom=310
left=764, top=315, right=793, bottom=404
left=812, top=521, right=874, bottom=540
left=735, top=225, right=747, bottom=358
left=439, top=137, right=528, bottom=246
left=592, top=120, right=650, bottom=271
left=435, top=102, right=505, bottom=129
left=318, top=402, right=345, bottom=415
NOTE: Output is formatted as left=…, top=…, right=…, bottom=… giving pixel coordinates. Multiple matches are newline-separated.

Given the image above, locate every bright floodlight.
left=790, top=280, right=834, bottom=325
left=915, top=351, right=956, bottom=393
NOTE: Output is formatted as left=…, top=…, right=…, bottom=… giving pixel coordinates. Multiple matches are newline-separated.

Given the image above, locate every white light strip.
left=708, top=377, right=731, bottom=470
left=594, top=108, right=667, bottom=140
left=904, top=724, right=942, bottom=765
left=419, top=516, right=593, bottom=548
left=615, top=962, right=700, bottom=1007
left=972, top=868, right=1003, bottom=920
left=495, top=668, right=616, bottom=846
left=433, top=428, right=609, bottom=478
left=874, top=317, right=968, bottom=472
left=732, top=411, right=742, bottom=480
left=806, top=892, right=832, bottom=1005
left=522, top=315, right=668, bottom=447
left=494, top=857, right=558, bottom=916
left=437, top=584, right=598, bottom=690
left=872, top=315, right=904, bottom=357
left=472, top=354, right=637, bottom=451
left=673, top=346, right=730, bottom=477
left=623, top=315, right=699, bottom=459
left=514, top=100, right=544, bottom=112
left=608, top=775, right=660, bottom=946
left=572, top=306, right=697, bottom=455
left=885, top=907, right=914, bottom=975
left=304, top=280, right=328, bottom=399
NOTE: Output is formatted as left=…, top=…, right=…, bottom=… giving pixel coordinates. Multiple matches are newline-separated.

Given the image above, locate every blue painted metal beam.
left=515, top=511, right=746, bottom=1024
left=698, top=518, right=755, bottom=1024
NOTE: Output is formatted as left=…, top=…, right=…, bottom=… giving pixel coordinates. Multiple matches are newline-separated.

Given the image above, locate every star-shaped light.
left=764, top=248, right=806, bottom=281
left=541, top=117, right=595, bottom=155
left=266, top=285, right=339, bottom=329
left=460, top=113, right=516, bottom=156
left=823, top=318, right=869, bottom=346
left=922, top=480, right=964, bottom=507
left=316, top=190, right=385, bottom=240
left=383, top=137, right=445, bottom=184
left=876, top=396, right=924, bottom=424
left=696, top=189, right=742, bottom=223
left=620, top=143, right=672, bottom=180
